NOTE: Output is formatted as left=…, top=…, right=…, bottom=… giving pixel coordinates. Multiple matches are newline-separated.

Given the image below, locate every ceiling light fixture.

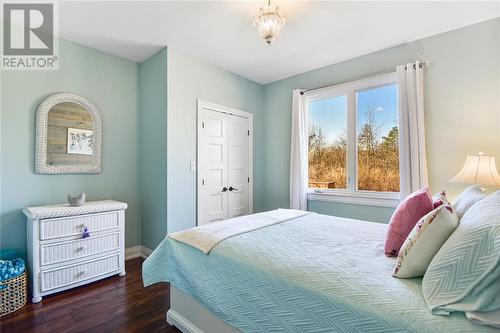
left=253, top=0, right=286, bottom=45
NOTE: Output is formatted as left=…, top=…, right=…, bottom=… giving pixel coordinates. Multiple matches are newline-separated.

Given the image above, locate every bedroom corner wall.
left=138, top=48, right=168, bottom=251
left=262, top=18, right=500, bottom=223
left=0, top=39, right=141, bottom=258
left=166, top=49, right=265, bottom=235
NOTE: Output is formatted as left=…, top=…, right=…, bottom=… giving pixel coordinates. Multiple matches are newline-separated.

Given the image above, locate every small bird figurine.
left=68, top=192, right=86, bottom=207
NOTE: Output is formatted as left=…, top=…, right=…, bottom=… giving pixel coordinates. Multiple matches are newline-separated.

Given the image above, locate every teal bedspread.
left=143, top=213, right=497, bottom=333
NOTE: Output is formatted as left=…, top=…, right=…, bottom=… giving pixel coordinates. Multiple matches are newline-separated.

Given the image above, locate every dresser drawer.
left=41, top=254, right=120, bottom=292
left=40, top=232, right=120, bottom=266
left=40, top=211, right=120, bottom=240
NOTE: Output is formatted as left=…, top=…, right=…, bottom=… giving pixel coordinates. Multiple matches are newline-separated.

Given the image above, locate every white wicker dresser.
left=23, top=200, right=127, bottom=303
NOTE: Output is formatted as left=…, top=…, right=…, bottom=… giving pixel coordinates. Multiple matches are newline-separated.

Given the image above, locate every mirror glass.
left=46, top=102, right=94, bottom=166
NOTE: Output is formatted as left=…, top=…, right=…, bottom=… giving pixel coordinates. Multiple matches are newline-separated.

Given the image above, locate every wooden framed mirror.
left=35, top=92, right=102, bottom=174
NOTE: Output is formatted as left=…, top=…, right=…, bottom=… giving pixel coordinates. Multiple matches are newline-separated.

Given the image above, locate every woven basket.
left=0, top=272, right=27, bottom=316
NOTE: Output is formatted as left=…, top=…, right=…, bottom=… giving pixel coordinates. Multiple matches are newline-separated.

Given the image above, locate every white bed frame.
left=167, top=286, right=240, bottom=333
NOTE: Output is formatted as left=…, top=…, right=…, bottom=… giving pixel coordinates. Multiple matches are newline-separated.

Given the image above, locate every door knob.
left=229, top=187, right=238, bottom=191
left=222, top=187, right=228, bottom=192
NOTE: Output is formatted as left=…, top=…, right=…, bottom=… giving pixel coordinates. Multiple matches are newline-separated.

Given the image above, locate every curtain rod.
left=300, top=61, right=427, bottom=95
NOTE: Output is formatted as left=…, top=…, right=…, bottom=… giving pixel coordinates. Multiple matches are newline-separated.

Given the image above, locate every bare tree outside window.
left=357, top=104, right=399, bottom=192
left=308, top=125, right=347, bottom=189
left=308, top=96, right=347, bottom=189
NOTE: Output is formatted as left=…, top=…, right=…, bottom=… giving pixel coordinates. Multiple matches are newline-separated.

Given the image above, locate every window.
left=306, top=73, right=400, bottom=206
left=308, top=95, right=347, bottom=190
left=356, top=84, right=399, bottom=192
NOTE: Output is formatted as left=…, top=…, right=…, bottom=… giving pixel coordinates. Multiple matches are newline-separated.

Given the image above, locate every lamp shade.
left=450, top=153, right=500, bottom=186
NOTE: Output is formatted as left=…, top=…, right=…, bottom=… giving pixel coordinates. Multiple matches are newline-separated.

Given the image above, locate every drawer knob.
left=82, top=227, right=90, bottom=239
left=77, top=246, right=86, bottom=252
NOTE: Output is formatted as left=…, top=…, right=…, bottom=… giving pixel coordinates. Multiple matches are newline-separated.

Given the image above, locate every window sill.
left=307, top=190, right=400, bottom=208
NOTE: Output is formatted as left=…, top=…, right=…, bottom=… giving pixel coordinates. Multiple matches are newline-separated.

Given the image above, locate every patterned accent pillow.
left=432, top=190, right=449, bottom=209
left=422, top=191, right=500, bottom=315
left=385, top=187, right=434, bottom=257
left=393, top=204, right=458, bottom=278
left=453, top=185, right=486, bottom=219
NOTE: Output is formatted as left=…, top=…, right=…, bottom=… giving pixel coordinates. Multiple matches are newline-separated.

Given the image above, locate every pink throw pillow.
left=385, top=187, right=434, bottom=256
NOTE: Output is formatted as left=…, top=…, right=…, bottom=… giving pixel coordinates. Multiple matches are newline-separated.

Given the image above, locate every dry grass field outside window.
left=309, top=106, right=400, bottom=192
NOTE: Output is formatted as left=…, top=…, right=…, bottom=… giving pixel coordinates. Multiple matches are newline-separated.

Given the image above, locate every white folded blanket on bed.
left=168, top=209, right=311, bottom=254
left=466, top=310, right=500, bottom=328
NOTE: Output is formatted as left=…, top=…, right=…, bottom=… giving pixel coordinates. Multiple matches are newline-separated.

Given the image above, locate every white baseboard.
left=125, top=245, right=153, bottom=260
left=125, top=246, right=141, bottom=260
left=141, top=246, right=152, bottom=258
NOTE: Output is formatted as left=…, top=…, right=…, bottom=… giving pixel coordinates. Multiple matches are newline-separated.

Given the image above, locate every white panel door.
left=198, top=109, right=228, bottom=225
left=226, top=115, right=249, bottom=218
left=198, top=102, right=252, bottom=226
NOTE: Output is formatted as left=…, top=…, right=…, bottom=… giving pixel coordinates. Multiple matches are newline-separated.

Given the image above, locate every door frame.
left=197, top=100, right=254, bottom=226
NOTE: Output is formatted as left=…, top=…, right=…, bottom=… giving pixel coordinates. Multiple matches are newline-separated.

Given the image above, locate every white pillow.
left=422, top=191, right=500, bottom=315
left=393, top=204, right=458, bottom=278
left=453, top=185, right=485, bottom=219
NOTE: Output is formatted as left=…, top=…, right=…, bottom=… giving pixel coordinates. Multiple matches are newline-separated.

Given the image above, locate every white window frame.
left=304, top=72, right=400, bottom=208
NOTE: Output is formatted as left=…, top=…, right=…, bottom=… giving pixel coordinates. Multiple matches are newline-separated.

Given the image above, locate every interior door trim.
left=197, top=100, right=254, bottom=226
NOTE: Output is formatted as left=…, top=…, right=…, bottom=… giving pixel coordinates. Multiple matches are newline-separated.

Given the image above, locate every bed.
left=143, top=210, right=498, bottom=333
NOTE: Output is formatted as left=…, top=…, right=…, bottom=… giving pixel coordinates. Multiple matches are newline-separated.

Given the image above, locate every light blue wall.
left=262, top=18, right=500, bottom=223
left=0, top=39, right=141, bottom=258
left=308, top=201, right=394, bottom=223
left=138, top=48, right=168, bottom=250
left=0, top=42, right=266, bottom=254
left=166, top=49, right=264, bottom=234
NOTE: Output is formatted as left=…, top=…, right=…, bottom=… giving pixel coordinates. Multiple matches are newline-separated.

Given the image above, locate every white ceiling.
left=59, top=1, right=500, bottom=84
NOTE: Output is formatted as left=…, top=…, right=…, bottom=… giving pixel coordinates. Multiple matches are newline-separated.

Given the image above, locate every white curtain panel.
left=397, top=61, right=429, bottom=199
left=289, top=89, right=308, bottom=210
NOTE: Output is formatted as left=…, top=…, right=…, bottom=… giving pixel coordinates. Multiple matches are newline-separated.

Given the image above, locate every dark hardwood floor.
left=0, top=258, right=181, bottom=333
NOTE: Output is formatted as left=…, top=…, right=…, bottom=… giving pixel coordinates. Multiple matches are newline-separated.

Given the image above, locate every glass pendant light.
left=253, top=0, right=286, bottom=45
